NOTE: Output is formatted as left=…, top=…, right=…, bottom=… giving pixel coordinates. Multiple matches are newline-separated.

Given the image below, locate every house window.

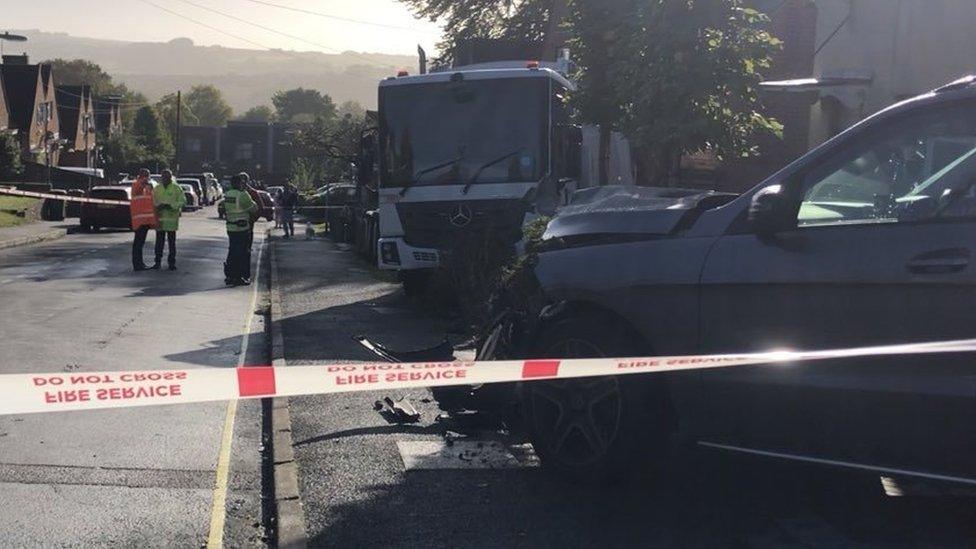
left=185, top=138, right=202, bottom=153
left=234, top=143, right=254, bottom=160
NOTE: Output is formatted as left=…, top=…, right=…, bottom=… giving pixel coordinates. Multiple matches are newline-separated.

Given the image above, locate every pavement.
left=0, top=207, right=271, bottom=547
left=271, top=233, right=976, bottom=548
left=0, top=219, right=71, bottom=250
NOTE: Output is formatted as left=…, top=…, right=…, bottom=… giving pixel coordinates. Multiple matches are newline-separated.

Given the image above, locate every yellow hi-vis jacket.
left=224, top=188, right=258, bottom=232
left=153, top=181, right=186, bottom=232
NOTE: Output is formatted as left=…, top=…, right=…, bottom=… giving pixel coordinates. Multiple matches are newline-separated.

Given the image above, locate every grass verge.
left=0, top=196, right=39, bottom=228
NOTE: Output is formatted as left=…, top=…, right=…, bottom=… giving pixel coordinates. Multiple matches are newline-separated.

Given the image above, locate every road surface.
left=0, top=208, right=270, bottom=547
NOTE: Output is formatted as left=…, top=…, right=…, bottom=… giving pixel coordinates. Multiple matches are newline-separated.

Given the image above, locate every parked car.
left=256, top=190, right=275, bottom=222
left=65, top=189, right=85, bottom=218
left=80, top=186, right=131, bottom=232
left=181, top=173, right=218, bottom=205
left=177, top=178, right=205, bottom=208
left=322, top=184, right=357, bottom=241
left=482, top=76, right=976, bottom=485
left=178, top=183, right=200, bottom=211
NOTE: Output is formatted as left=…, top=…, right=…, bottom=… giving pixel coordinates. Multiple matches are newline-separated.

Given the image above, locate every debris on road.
left=375, top=396, right=421, bottom=424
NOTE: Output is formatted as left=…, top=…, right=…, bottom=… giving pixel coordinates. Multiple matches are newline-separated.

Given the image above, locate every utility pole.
left=175, top=90, right=182, bottom=174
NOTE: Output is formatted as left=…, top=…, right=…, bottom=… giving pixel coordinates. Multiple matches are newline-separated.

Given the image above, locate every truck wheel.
left=520, top=315, right=672, bottom=481
left=400, top=270, right=430, bottom=297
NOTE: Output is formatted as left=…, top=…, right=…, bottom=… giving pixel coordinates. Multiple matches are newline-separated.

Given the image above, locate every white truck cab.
left=374, top=62, right=586, bottom=290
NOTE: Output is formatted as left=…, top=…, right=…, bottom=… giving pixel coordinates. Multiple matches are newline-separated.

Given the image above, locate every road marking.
left=397, top=440, right=538, bottom=470
left=207, top=234, right=265, bottom=549
left=697, top=441, right=976, bottom=486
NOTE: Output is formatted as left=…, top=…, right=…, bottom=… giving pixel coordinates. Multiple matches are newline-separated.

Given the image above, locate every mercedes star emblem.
left=449, top=204, right=473, bottom=227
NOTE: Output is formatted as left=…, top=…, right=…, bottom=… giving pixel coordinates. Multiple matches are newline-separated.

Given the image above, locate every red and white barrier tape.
left=3, top=338, right=975, bottom=415
left=0, top=186, right=129, bottom=206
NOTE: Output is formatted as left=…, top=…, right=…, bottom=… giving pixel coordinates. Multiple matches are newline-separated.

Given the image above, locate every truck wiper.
left=400, top=155, right=464, bottom=197
left=461, top=148, right=524, bottom=195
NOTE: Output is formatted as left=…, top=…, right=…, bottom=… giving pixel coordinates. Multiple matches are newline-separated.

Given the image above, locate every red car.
left=80, top=186, right=132, bottom=232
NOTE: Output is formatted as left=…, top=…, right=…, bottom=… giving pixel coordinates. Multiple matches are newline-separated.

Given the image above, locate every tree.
left=337, top=100, right=366, bottom=119
left=131, top=106, right=173, bottom=167
left=100, top=133, right=147, bottom=177
left=238, top=105, right=275, bottom=123
left=0, top=132, right=22, bottom=180
left=45, top=58, right=128, bottom=96
left=291, top=110, right=367, bottom=185
left=272, top=88, right=336, bottom=124
left=571, top=0, right=782, bottom=184
left=399, top=0, right=556, bottom=64
left=185, top=85, right=233, bottom=126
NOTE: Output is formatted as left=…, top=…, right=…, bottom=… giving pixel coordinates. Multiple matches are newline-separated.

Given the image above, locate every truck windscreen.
left=379, top=77, right=548, bottom=188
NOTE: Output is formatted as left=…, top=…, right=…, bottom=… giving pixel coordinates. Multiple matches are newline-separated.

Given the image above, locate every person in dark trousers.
left=280, top=183, right=298, bottom=238
left=130, top=169, right=156, bottom=271
left=223, top=174, right=259, bottom=285
left=152, top=169, right=186, bottom=270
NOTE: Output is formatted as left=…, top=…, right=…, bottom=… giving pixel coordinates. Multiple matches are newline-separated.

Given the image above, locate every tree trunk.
left=542, top=0, right=570, bottom=60
left=598, top=124, right=611, bottom=186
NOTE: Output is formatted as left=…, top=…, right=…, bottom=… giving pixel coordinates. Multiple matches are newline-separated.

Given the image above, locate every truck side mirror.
left=748, top=184, right=798, bottom=236
left=554, top=124, right=582, bottom=180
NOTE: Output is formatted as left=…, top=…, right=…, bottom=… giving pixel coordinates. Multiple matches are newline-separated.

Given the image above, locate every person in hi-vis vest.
left=223, top=173, right=259, bottom=286
left=151, top=169, right=186, bottom=270
left=130, top=168, right=157, bottom=271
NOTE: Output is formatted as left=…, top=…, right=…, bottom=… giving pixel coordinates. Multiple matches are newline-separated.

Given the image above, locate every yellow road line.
left=207, top=234, right=266, bottom=548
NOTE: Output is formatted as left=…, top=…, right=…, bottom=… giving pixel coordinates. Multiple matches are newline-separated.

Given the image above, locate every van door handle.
left=906, top=248, right=970, bottom=274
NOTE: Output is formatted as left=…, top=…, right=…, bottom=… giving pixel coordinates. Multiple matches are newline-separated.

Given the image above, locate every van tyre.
left=520, top=314, right=672, bottom=482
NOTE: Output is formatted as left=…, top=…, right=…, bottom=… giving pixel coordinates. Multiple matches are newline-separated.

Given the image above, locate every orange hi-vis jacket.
left=130, top=178, right=157, bottom=230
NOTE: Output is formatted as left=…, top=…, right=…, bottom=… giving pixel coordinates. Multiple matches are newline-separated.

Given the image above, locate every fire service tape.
left=3, top=338, right=976, bottom=416
left=0, top=186, right=130, bottom=206
left=1, top=187, right=348, bottom=210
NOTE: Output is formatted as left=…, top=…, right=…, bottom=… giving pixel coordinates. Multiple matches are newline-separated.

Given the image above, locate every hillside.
left=8, top=30, right=420, bottom=111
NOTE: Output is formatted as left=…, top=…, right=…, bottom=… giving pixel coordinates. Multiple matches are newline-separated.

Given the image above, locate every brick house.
left=179, top=121, right=294, bottom=184
left=56, top=85, right=97, bottom=168
left=0, top=55, right=59, bottom=165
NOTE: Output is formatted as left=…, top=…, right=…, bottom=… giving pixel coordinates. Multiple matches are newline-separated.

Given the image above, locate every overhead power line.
left=136, top=0, right=276, bottom=50
left=239, top=0, right=427, bottom=32
left=137, top=0, right=395, bottom=69
left=174, top=0, right=341, bottom=54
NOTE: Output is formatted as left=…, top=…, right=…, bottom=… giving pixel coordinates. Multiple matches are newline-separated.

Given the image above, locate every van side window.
left=797, top=102, right=976, bottom=227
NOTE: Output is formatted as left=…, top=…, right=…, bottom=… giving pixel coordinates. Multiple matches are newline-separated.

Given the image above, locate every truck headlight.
left=380, top=241, right=400, bottom=265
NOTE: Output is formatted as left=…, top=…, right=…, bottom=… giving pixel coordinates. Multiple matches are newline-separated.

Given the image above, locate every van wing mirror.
left=554, top=124, right=582, bottom=180
left=748, top=185, right=798, bottom=235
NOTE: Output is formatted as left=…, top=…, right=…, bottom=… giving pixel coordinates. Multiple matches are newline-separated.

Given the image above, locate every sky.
left=4, top=0, right=443, bottom=55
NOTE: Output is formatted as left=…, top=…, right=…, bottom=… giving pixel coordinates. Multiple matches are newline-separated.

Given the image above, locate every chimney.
left=2, top=54, right=29, bottom=65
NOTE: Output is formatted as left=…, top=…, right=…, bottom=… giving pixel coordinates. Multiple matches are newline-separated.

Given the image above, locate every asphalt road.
left=275, top=235, right=976, bottom=548
left=0, top=208, right=270, bottom=547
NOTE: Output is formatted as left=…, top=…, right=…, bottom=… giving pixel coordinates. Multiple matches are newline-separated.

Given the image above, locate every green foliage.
left=131, top=106, right=173, bottom=167
left=46, top=58, right=128, bottom=97
left=399, top=0, right=552, bottom=64
left=291, top=111, right=367, bottom=184
left=570, top=0, right=782, bottom=183
left=185, top=85, right=233, bottom=126
left=287, top=158, right=324, bottom=191
left=156, top=85, right=233, bottom=148
left=0, top=131, right=23, bottom=181
left=272, top=88, right=337, bottom=124
left=100, top=133, right=147, bottom=177
left=238, top=105, right=275, bottom=123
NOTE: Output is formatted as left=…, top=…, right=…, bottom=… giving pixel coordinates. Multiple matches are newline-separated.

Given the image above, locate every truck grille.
left=397, top=199, right=527, bottom=250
